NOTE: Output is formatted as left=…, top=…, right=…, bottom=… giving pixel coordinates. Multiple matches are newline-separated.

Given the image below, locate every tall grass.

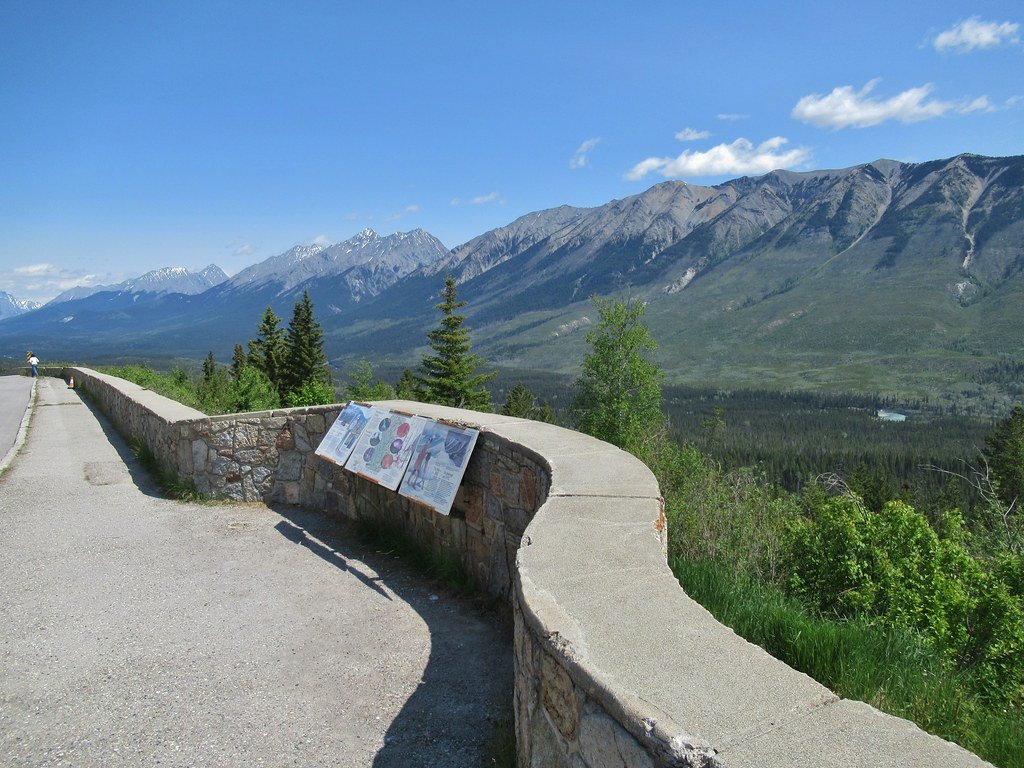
left=672, top=557, right=1023, bottom=767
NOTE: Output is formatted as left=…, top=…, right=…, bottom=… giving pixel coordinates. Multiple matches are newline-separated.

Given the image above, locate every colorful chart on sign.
left=343, top=408, right=429, bottom=490
left=314, top=401, right=374, bottom=466
left=398, top=421, right=479, bottom=515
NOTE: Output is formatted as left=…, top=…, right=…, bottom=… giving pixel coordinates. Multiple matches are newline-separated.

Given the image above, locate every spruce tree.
left=395, top=368, right=420, bottom=401
left=502, top=381, right=554, bottom=422
left=283, top=290, right=331, bottom=396
left=229, top=344, right=247, bottom=380
left=417, top=277, right=494, bottom=410
left=201, top=351, right=217, bottom=386
left=983, top=405, right=1024, bottom=509
left=248, top=307, right=285, bottom=395
left=502, top=382, right=538, bottom=418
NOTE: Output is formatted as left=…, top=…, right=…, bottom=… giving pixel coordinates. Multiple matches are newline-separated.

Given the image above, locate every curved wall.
left=61, top=367, right=991, bottom=768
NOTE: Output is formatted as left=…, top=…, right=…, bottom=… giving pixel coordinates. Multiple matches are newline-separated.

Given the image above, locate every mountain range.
left=0, top=292, right=41, bottom=321
left=47, top=264, right=229, bottom=305
left=2, top=152, right=1021, bottom=408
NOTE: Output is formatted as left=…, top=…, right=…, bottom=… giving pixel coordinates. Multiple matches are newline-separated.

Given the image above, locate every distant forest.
left=471, top=368, right=998, bottom=519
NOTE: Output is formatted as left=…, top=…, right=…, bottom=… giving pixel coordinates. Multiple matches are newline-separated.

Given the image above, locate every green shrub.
left=227, top=365, right=280, bottom=412
left=782, top=495, right=1024, bottom=706
left=284, top=378, right=336, bottom=408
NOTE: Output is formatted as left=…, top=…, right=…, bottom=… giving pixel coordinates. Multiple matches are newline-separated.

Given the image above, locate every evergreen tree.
left=984, top=405, right=1024, bottom=509
left=417, top=277, right=494, bottom=410
left=501, top=382, right=556, bottom=422
left=248, top=307, right=286, bottom=395
left=196, top=351, right=232, bottom=413
left=229, top=344, right=247, bottom=380
left=502, top=382, right=537, bottom=418
left=570, top=295, right=666, bottom=454
left=201, top=351, right=217, bottom=386
left=395, top=368, right=420, bottom=401
left=535, top=400, right=555, bottom=424
left=282, top=290, right=331, bottom=395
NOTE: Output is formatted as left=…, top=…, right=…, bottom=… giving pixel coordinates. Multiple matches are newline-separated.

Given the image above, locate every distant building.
left=877, top=409, right=907, bottom=422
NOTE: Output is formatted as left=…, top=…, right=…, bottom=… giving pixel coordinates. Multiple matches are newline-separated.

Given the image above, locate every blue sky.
left=2, top=0, right=1021, bottom=302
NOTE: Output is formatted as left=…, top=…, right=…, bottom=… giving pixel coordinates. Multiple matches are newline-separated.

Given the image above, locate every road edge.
left=0, top=377, right=37, bottom=476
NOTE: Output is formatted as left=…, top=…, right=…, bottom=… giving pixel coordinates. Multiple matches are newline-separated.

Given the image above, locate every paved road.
left=0, top=375, right=33, bottom=462
left=0, top=377, right=512, bottom=767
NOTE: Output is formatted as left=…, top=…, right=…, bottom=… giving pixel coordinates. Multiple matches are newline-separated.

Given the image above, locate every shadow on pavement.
left=74, top=387, right=168, bottom=500
left=268, top=503, right=514, bottom=768
left=56, top=382, right=515, bottom=767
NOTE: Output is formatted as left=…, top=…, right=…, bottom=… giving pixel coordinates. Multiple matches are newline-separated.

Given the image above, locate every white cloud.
left=962, top=95, right=994, bottom=113
left=0, top=263, right=126, bottom=303
left=675, top=128, right=711, bottom=141
left=570, top=138, right=600, bottom=169
left=451, top=191, right=504, bottom=206
left=382, top=204, right=420, bottom=222
left=933, top=17, right=1020, bottom=52
left=14, top=262, right=61, bottom=276
left=625, top=136, right=811, bottom=180
left=792, top=79, right=991, bottom=129
left=342, top=212, right=359, bottom=221
left=717, top=113, right=749, bottom=121
left=311, top=235, right=331, bottom=246
left=232, top=244, right=256, bottom=257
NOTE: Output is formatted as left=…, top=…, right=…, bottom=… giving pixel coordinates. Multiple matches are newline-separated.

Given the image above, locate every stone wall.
left=61, top=367, right=991, bottom=768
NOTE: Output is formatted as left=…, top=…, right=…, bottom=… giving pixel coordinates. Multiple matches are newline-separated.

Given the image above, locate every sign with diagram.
left=343, top=408, right=429, bottom=490
left=315, top=401, right=375, bottom=466
left=398, top=421, right=479, bottom=515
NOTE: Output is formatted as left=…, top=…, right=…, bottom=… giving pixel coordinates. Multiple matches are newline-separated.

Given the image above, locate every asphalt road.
left=0, top=375, right=33, bottom=461
left=0, top=377, right=512, bottom=767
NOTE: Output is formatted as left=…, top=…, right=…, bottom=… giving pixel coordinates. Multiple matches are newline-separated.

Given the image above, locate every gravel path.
left=0, top=377, right=511, bottom=767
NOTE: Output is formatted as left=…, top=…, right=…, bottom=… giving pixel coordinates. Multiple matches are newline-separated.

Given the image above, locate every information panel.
left=315, top=401, right=374, bottom=466
left=398, top=421, right=479, bottom=515
left=343, top=408, right=429, bottom=490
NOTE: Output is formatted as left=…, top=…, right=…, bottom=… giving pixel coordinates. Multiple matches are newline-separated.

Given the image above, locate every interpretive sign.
left=343, top=408, right=429, bottom=490
left=315, top=401, right=374, bottom=466
left=398, top=421, right=479, bottom=515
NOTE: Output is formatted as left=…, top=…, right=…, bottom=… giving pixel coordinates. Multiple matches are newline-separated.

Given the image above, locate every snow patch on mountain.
left=48, top=264, right=228, bottom=306
left=0, top=292, right=42, bottom=320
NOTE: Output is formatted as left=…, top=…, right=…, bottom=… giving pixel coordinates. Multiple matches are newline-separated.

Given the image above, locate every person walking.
left=27, top=352, right=39, bottom=378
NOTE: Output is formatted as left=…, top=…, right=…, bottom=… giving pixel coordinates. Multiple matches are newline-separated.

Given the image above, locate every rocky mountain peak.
left=0, top=291, right=41, bottom=321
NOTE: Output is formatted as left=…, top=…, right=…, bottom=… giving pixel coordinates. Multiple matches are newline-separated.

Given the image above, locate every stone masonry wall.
left=61, top=367, right=992, bottom=768
left=66, top=369, right=548, bottom=600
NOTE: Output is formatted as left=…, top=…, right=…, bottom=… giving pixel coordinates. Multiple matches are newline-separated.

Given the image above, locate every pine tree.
left=282, top=290, right=331, bottom=396
left=395, top=368, right=420, bottom=401
left=248, top=307, right=286, bottom=395
left=983, top=405, right=1024, bottom=509
left=198, top=352, right=231, bottom=413
left=417, top=277, right=494, bottom=410
left=229, top=344, right=247, bottom=380
left=570, top=295, right=665, bottom=454
left=201, top=351, right=217, bottom=386
left=502, top=382, right=538, bottom=418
